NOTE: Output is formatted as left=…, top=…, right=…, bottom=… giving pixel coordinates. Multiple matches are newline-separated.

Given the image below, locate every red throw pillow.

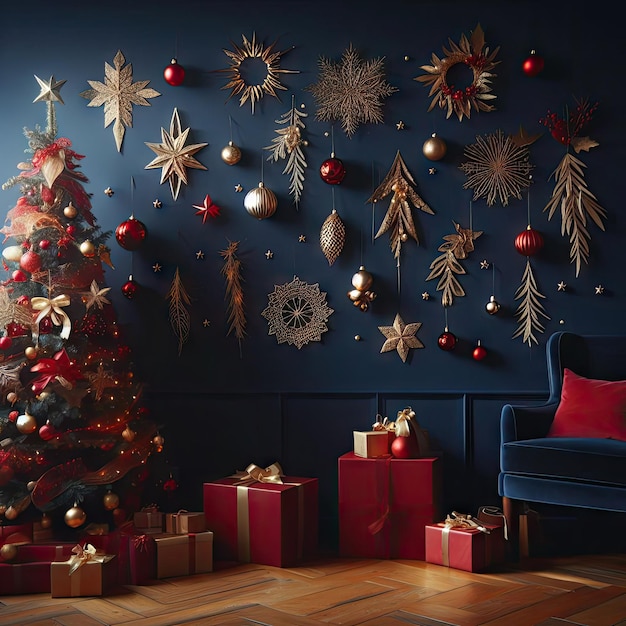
left=547, top=368, right=626, bottom=440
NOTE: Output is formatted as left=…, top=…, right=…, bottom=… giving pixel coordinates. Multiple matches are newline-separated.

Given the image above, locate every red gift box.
left=82, top=531, right=130, bottom=585
left=203, top=473, right=318, bottom=567
left=127, top=533, right=156, bottom=585
left=0, top=543, right=75, bottom=595
left=425, top=521, right=506, bottom=572
left=0, top=523, right=33, bottom=548
left=338, top=452, right=442, bottom=560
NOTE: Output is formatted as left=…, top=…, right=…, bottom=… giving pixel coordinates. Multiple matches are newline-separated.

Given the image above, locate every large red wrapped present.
left=203, top=462, right=318, bottom=567
left=0, top=542, right=75, bottom=595
left=425, top=513, right=506, bottom=572
left=50, top=544, right=117, bottom=597
left=82, top=529, right=130, bottom=585
left=338, top=452, right=442, bottom=560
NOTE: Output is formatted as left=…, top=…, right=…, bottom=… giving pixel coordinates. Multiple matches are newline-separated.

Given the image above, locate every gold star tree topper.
left=81, top=50, right=161, bottom=152
left=378, top=313, right=424, bottom=363
left=145, top=108, right=208, bottom=201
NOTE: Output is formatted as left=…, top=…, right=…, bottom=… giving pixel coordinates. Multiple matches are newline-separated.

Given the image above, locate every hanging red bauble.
left=115, top=216, right=147, bottom=251
left=515, top=225, right=544, bottom=256
left=39, top=317, right=53, bottom=334
left=438, top=329, right=457, bottom=351
left=164, top=58, right=185, bottom=86
left=12, top=269, right=28, bottom=282
left=39, top=421, right=57, bottom=441
left=320, top=155, right=346, bottom=185
left=522, top=50, right=544, bottom=77
left=0, top=336, right=12, bottom=350
left=473, top=341, right=488, bottom=361
left=6, top=322, right=29, bottom=337
left=19, top=250, right=42, bottom=273
left=163, top=477, right=179, bottom=491
left=121, top=275, right=139, bottom=299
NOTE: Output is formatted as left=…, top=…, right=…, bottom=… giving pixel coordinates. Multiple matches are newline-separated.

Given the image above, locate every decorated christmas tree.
left=0, top=77, right=161, bottom=534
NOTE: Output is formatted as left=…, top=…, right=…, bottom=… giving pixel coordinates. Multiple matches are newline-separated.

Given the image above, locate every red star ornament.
left=193, top=194, right=221, bottom=224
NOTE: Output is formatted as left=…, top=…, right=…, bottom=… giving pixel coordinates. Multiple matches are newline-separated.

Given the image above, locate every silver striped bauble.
left=244, top=182, right=277, bottom=219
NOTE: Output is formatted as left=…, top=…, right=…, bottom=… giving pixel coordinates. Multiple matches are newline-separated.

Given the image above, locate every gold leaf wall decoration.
left=166, top=267, right=191, bottom=356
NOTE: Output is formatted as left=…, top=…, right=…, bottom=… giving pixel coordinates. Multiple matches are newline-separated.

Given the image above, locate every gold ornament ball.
left=422, top=133, right=447, bottom=161
left=122, top=426, right=136, bottom=442
left=103, top=491, right=120, bottom=511
left=40, top=513, right=52, bottom=529
left=6, top=392, right=17, bottom=404
left=244, top=182, right=277, bottom=220
left=153, top=434, right=165, bottom=447
left=0, top=504, right=6, bottom=515
left=221, top=141, right=242, bottom=165
left=27, top=480, right=37, bottom=492
left=64, top=504, right=87, bottom=528
left=0, top=543, right=18, bottom=561
left=5, top=506, right=18, bottom=520
left=351, top=266, right=373, bottom=292
left=25, top=346, right=37, bottom=360
left=16, top=413, right=38, bottom=434
left=80, top=240, right=96, bottom=257
left=485, top=295, right=501, bottom=315
left=63, top=203, right=78, bottom=219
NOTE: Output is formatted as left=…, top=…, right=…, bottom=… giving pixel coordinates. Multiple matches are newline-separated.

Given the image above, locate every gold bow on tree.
left=31, top=294, right=71, bottom=339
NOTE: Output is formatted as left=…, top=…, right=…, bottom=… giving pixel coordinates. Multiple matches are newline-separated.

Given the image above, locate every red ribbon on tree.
left=29, top=348, right=82, bottom=394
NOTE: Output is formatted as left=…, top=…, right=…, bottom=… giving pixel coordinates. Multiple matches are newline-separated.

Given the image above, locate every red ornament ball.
left=39, top=422, right=57, bottom=441
left=12, top=269, right=28, bottom=282
left=6, top=322, right=28, bottom=337
left=390, top=434, right=419, bottom=459
left=19, top=250, right=42, bottom=273
left=121, top=276, right=139, bottom=299
left=522, top=51, right=544, bottom=77
left=438, top=330, right=457, bottom=351
left=0, top=336, right=12, bottom=350
left=39, top=239, right=50, bottom=250
left=320, top=156, right=346, bottom=185
left=164, top=58, right=185, bottom=86
left=515, top=226, right=544, bottom=256
left=115, top=216, right=147, bottom=251
left=473, top=343, right=488, bottom=361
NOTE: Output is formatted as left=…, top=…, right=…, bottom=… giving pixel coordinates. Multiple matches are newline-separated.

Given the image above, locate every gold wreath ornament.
left=415, top=23, right=500, bottom=122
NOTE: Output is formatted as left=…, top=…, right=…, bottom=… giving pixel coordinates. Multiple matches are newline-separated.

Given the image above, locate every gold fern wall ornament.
left=540, top=98, right=604, bottom=276
left=512, top=258, right=550, bottom=346
left=368, top=150, right=434, bottom=260
left=264, top=95, right=308, bottom=208
left=166, top=267, right=191, bottom=356
left=426, top=221, right=483, bottom=306
left=219, top=240, right=246, bottom=351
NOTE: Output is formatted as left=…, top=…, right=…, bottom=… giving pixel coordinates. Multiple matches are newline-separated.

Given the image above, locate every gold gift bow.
left=68, top=543, right=107, bottom=575
left=231, top=462, right=284, bottom=485
left=31, top=295, right=71, bottom=340
left=394, top=407, right=415, bottom=437
left=372, top=414, right=395, bottom=433
left=445, top=511, right=490, bottom=534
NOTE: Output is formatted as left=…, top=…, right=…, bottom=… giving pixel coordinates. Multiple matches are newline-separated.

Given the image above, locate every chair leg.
left=502, top=496, right=522, bottom=561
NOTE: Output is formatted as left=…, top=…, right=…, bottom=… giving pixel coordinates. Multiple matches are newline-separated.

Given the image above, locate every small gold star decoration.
left=34, top=75, right=66, bottom=104
left=378, top=313, right=424, bottom=363
left=298, top=234, right=306, bottom=242
left=265, top=250, right=274, bottom=259
left=104, top=187, right=114, bottom=197
left=429, top=168, right=437, bottom=175
left=480, top=260, right=490, bottom=269
left=396, top=121, right=405, bottom=130
left=235, top=184, right=243, bottom=192
left=557, top=281, right=567, bottom=291
left=307, top=44, right=397, bottom=138
left=82, top=280, right=111, bottom=310
left=81, top=50, right=161, bottom=152
left=153, top=199, right=162, bottom=208
left=422, top=292, right=430, bottom=300
left=196, top=251, right=205, bottom=260
left=145, top=107, right=208, bottom=201
left=152, top=263, right=162, bottom=272
left=595, top=285, right=605, bottom=295
left=218, top=33, right=298, bottom=114
left=193, top=194, right=221, bottom=223
left=203, top=319, right=211, bottom=327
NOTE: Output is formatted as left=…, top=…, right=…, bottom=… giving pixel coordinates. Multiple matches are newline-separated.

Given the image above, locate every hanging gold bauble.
left=0, top=543, right=18, bottom=561
left=80, top=240, right=96, bottom=257
left=122, top=426, right=136, bottom=442
left=153, top=434, right=165, bottom=447
left=64, top=504, right=87, bottom=528
left=351, top=266, right=373, bottom=292
left=485, top=295, right=501, bottom=315
left=6, top=391, right=17, bottom=404
left=221, top=141, right=242, bottom=165
left=27, top=481, right=37, bottom=492
left=103, top=490, right=120, bottom=511
left=422, top=133, right=447, bottom=161
left=320, top=209, right=345, bottom=266
left=4, top=506, right=18, bottom=520
left=40, top=513, right=52, bottom=529
left=16, top=413, right=37, bottom=434
left=25, top=346, right=37, bottom=360
left=63, top=202, right=78, bottom=219
left=244, top=182, right=277, bottom=220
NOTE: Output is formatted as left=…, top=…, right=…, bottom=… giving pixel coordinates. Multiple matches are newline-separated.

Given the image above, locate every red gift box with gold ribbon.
left=203, top=462, right=318, bottom=567
left=338, top=452, right=442, bottom=560
left=425, top=513, right=506, bottom=572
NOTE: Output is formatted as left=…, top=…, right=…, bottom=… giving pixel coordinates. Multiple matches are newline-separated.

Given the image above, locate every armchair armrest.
left=501, top=402, right=559, bottom=443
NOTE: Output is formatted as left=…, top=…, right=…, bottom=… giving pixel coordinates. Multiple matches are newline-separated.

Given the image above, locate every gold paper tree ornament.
left=166, top=267, right=192, bottom=356
left=513, top=259, right=550, bottom=346
left=81, top=50, right=161, bottom=152
left=378, top=313, right=424, bottom=363
left=218, top=33, right=298, bottom=114
left=416, top=24, right=499, bottom=122
left=307, top=44, right=397, bottom=138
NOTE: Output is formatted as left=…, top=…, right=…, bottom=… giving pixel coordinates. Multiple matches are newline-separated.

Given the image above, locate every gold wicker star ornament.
left=378, top=314, right=424, bottom=363
left=145, top=108, right=208, bottom=201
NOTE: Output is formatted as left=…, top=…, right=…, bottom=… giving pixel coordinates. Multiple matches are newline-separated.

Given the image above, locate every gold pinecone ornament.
left=320, top=209, right=345, bottom=265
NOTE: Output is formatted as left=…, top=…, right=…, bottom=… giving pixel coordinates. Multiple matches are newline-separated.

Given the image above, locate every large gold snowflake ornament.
left=261, top=277, right=334, bottom=349
left=460, top=129, right=537, bottom=206
left=81, top=50, right=161, bottom=152
left=218, top=33, right=298, bottom=114
left=415, top=24, right=499, bottom=122
left=307, top=44, right=397, bottom=138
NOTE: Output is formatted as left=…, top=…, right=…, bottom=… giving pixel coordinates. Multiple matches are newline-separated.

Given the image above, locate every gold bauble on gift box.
left=221, top=141, right=242, bottom=165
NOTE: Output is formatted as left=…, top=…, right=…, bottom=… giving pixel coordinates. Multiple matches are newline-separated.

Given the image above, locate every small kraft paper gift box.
left=338, top=452, right=441, bottom=560
left=425, top=512, right=506, bottom=573
left=50, top=544, right=117, bottom=597
left=0, top=542, right=75, bottom=595
left=153, top=531, right=213, bottom=578
left=133, top=506, right=163, bottom=532
left=165, top=510, right=207, bottom=534
left=203, top=462, right=318, bottom=567
left=353, top=430, right=390, bottom=458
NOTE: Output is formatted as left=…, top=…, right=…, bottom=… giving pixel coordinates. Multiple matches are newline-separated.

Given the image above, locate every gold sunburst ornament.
left=218, top=33, right=298, bottom=114
left=415, top=23, right=499, bottom=122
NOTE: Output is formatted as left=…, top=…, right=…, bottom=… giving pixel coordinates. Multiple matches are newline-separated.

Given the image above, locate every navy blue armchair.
left=499, top=331, right=626, bottom=556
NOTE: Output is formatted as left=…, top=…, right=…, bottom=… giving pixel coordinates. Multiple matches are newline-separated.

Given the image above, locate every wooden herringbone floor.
left=2, top=553, right=626, bottom=626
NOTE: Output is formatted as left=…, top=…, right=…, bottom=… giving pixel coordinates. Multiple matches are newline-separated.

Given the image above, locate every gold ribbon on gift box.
left=372, top=414, right=395, bottom=433
left=67, top=543, right=108, bottom=575
left=440, top=512, right=490, bottom=567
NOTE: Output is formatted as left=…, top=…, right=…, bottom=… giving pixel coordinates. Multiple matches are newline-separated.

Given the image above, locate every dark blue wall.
left=2, top=1, right=623, bottom=547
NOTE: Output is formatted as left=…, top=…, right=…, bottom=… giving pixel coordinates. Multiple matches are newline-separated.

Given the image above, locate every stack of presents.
left=0, top=407, right=506, bottom=597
